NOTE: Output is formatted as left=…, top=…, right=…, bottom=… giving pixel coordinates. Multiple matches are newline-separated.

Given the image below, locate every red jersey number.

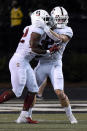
left=20, top=28, right=29, bottom=43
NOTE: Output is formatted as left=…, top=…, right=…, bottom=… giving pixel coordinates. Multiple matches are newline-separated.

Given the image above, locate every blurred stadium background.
left=0, top=0, right=87, bottom=100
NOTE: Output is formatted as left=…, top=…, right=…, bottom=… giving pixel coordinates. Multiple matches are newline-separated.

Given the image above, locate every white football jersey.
left=15, top=25, right=45, bottom=61
left=38, top=26, right=73, bottom=63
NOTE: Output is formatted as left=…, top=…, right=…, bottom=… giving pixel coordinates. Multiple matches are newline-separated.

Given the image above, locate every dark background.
left=0, top=0, right=87, bottom=99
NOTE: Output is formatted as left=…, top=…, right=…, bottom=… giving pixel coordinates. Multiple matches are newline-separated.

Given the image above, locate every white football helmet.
left=51, top=6, right=69, bottom=28
left=31, top=9, right=50, bottom=25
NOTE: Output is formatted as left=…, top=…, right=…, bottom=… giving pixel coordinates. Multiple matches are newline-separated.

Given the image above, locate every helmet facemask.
left=43, top=16, right=50, bottom=24
left=54, top=15, right=69, bottom=28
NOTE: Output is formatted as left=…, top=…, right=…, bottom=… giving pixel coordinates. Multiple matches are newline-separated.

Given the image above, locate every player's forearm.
left=44, top=26, right=61, bottom=43
left=50, top=29, right=69, bottom=43
left=50, top=29, right=62, bottom=41
left=31, top=42, right=47, bottom=54
left=44, top=26, right=69, bottom=43
left=32, top=48, right=47, bottom=54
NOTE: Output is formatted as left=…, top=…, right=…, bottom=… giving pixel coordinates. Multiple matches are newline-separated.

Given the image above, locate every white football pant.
left=9, top=55, right=39, bottom=97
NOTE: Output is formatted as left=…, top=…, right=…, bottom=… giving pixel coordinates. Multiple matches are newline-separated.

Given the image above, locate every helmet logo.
left=36, top=11, right=40, bottom=16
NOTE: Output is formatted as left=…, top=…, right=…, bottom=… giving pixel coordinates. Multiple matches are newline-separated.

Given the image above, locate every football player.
left=17, top=7, right=78, bottom=124
left=0, top=9, right=52, bottom=124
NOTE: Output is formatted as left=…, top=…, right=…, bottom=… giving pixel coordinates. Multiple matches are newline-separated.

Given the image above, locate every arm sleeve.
left=23, top=26, right=44, bottom=36
left=31, top=26, right=44, bottom=36
left=61, top=27, right=73, bottom=38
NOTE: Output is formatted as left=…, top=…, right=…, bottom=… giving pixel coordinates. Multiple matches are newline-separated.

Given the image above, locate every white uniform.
left=35, top=26, right=73, bottom=90
left=9, top=25, right=45, bottom=97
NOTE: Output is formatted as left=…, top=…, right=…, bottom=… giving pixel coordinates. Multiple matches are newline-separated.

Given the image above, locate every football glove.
left=49, top=45, right=61, bottom=53
left=33, top=18, right=46, bottom=29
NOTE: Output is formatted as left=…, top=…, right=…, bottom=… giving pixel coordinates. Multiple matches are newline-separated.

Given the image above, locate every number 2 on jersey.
left=20, top=28, right=29, bottom=43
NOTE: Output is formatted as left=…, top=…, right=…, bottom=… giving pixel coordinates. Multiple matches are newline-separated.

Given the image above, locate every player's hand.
left=33, top=17, right=46, bottom=29
left=49, top=45, right=61, bottom=53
